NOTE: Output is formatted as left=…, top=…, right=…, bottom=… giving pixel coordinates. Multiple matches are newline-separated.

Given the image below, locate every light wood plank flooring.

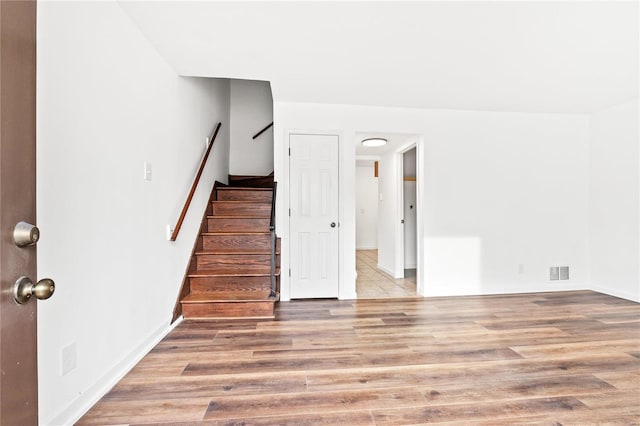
left=78, top=290, right=640, bottom=425
left=357, top=249, right=418, bottom=299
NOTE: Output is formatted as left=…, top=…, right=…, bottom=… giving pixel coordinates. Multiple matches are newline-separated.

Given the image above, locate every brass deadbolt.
left=13, top=222, right=40, bottom=247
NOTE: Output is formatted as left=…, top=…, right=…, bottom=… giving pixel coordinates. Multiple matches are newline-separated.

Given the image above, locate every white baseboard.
left=356, top=245, right=378, bottom=250
left=423, top=282, right=586, bottom=298
left=339, top=289, right=358, bottom=300
left=590, top=284, right=640, bottom=303
left=404, top=263, right=417, bottom=269
left=45, top=317, right=183, bottom=426
left=377, top=263, right=400, bottom=278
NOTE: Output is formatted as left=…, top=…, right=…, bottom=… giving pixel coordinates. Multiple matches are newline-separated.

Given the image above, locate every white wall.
left=376, top=150, right=402, bottom=277
left=589, top=98, right=640, bottom=302
left=229, top=79, right=273, bottom=175
left=274, top=102, right=590, bottom=301
left=355, top=165, right=378, bottom=249
left=37, top=3, right=230, bottom=424
left=423, top=111, right=589, bottom=296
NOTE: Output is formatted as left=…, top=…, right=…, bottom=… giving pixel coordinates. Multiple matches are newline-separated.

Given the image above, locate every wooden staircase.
left=177, top=175, right=279, bottom=319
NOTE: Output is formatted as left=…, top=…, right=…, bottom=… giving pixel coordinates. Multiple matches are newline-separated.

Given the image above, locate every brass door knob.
left=13, top=276, right=55, bottom=305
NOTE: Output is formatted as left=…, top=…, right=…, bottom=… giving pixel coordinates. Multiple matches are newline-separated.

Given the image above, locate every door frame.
left=395, top=138, right=425, bottom=296
left=394, top=141, right=417, bottom=279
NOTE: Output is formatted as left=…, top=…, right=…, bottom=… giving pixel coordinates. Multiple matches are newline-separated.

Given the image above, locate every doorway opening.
left=402, top=146, right=418, bottom=283
left=355, top=132, right=420, bottom=299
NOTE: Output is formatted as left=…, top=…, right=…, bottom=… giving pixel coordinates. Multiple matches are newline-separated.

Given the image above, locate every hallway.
left=356, top=250, right=418, bottom=299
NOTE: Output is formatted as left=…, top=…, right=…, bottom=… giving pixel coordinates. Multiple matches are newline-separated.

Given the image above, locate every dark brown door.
left=0, top=1, right=39, bottom=424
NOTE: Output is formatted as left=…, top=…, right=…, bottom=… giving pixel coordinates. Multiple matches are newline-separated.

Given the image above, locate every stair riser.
left=216, top=190, right=272, bottom=202
left=212, top=202, right=271, bottom=217
left=182, top=301, right=276, bottom=318
left=207, top=218, right=270, bottom=233
left=190, top=275, right=274, bottom=293
left=228, top=175, right=274, bottom=188
left=196, top=254, right=279, bottom=270
left=203, top=234, right=271, bottom=251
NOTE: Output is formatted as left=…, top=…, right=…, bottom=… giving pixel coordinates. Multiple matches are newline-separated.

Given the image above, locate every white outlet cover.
left=61, top=342, right=77, bottom=376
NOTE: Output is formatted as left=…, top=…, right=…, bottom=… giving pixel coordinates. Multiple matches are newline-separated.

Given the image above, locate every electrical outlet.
left=550, top=267, right=559, bottom=281
left=61, top=342, right=77, bottom=376
left=559, top=266, right=569, bottom=280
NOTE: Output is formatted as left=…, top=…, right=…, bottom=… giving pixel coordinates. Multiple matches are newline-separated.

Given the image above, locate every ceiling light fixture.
left=361, top=138, right=387, bottom=147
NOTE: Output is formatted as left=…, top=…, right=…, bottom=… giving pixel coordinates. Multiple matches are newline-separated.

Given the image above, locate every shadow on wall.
left=423, top=234, right=585, bottom=297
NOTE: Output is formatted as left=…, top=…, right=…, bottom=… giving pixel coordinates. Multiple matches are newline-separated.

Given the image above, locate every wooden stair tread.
left=217, top=187, right=272, bottom=191
left=211, top=201, right=271, bottom=217
left=228, top=175, right=264, bottom=179
left=181, top=293, right=279, bottom=303
left=195, top=249, right=280, bottom=255
left=201, top=232, right=270, bottom=236
left=189, top=268, right=280, bottom=277
left=207, top=215, right=269, bottom=219
left=212, top=201, right=270, bottom=205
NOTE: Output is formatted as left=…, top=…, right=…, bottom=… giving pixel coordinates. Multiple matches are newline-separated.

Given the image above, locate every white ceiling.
left=120, top=1, right=639, bottom=113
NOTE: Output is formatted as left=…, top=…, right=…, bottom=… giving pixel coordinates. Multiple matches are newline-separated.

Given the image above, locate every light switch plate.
left=144, top=161, right=152, bottom=181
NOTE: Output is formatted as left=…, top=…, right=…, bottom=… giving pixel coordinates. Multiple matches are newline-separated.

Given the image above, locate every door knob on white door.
left=330, top=222, right=336, bottom=228
left=12, top=276, right=55, bottom=304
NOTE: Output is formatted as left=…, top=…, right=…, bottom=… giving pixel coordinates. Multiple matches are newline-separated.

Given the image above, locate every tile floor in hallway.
left=356, top=250, right=419, bottom=299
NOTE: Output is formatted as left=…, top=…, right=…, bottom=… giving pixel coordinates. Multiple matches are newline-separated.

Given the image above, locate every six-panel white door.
left=289, top=134, right=339, bottom=298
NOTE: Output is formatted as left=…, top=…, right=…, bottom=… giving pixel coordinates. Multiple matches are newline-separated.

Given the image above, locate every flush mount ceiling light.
left=361, top=138, right=387, bottom=147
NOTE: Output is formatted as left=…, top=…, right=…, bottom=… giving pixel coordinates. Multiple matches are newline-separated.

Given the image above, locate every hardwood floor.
left=357, top=250, right=418, bottom=299
left=78, top=290, right=640, bottom=425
